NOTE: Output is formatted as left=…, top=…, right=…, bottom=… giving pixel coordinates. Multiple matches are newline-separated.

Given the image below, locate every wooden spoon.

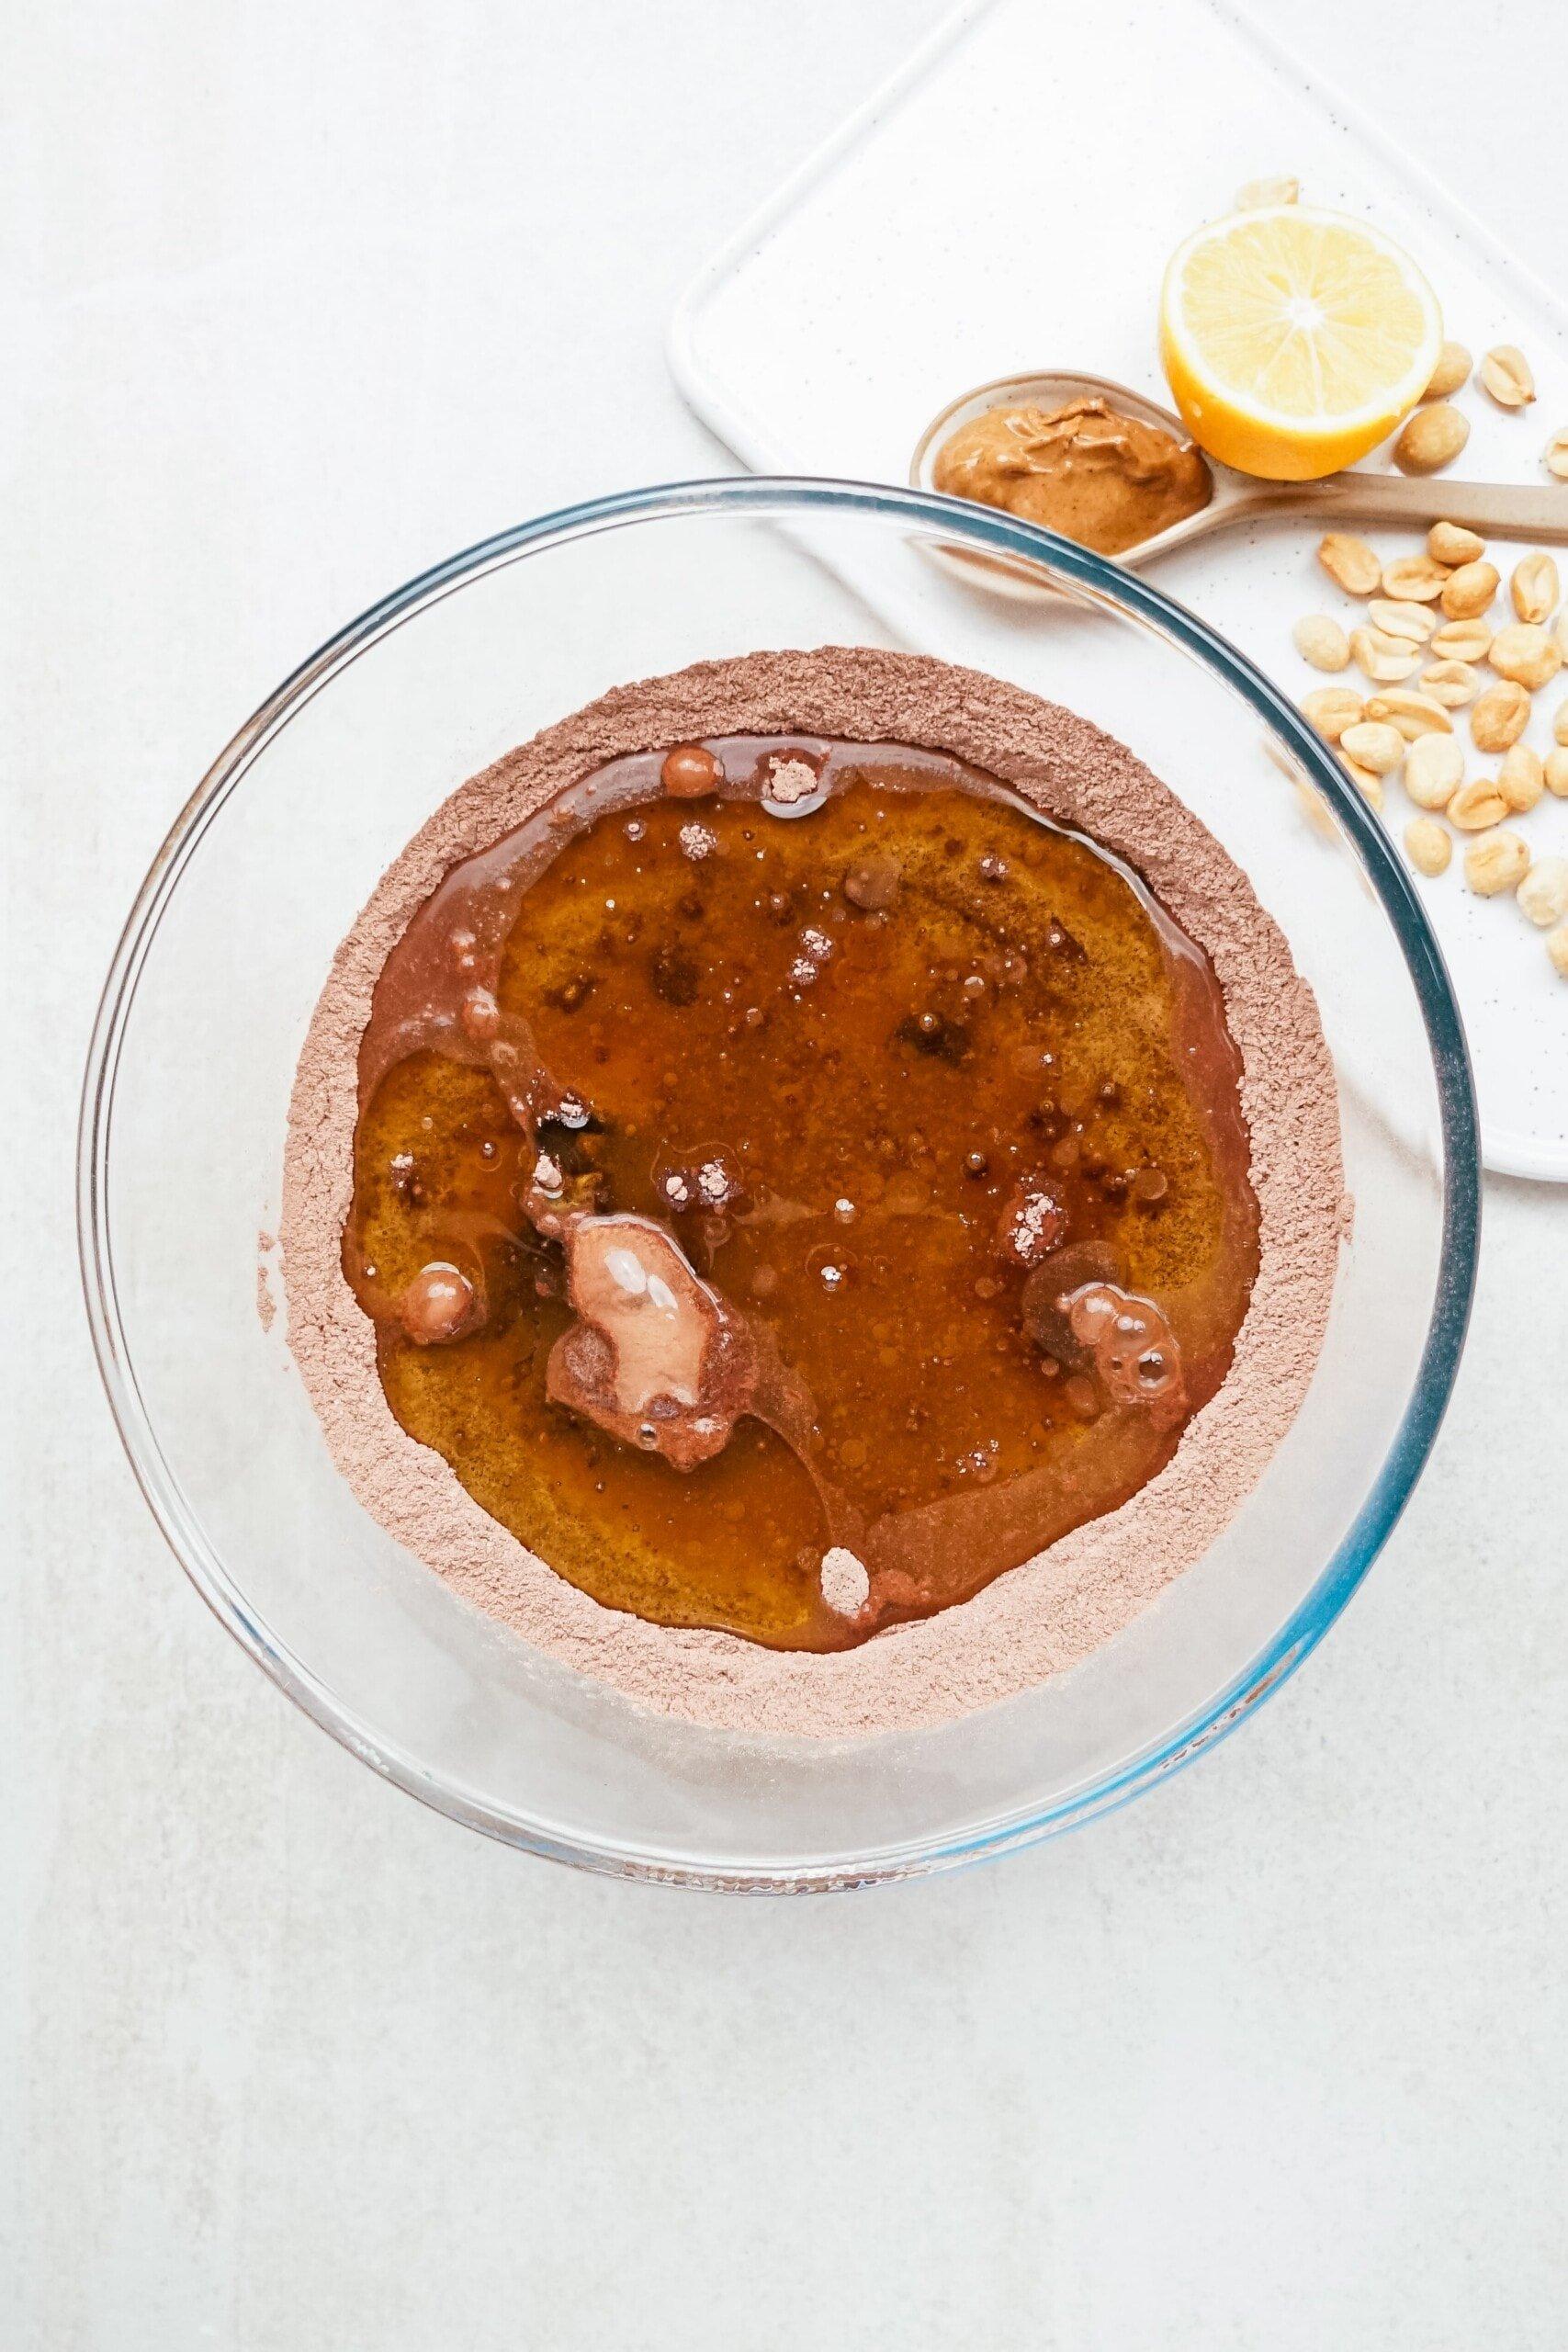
left=911, top=370, right=1568, bottom=564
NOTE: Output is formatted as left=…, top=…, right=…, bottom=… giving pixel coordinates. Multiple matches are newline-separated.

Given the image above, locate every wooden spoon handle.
left=1306, top=471, right=1568, bottom=542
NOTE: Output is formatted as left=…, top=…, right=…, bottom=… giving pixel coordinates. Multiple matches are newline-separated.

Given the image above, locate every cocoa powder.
left=280, top=648, right=1347, bottom=1738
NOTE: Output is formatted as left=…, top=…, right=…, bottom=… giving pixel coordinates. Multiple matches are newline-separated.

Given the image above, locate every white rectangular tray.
left=670, top=0, right=1568, bottom=1178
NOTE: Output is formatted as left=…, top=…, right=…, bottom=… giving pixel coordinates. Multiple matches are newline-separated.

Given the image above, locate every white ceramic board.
left=670, top=0, right=1568, bottom=1180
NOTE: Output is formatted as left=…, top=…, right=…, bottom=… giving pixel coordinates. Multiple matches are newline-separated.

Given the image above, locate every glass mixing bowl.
left=79, top=479, right=1479, bottom=1890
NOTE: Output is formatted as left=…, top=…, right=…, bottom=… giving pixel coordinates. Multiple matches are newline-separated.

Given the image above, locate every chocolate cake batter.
left=280, top=650, right=1346, bottom=1737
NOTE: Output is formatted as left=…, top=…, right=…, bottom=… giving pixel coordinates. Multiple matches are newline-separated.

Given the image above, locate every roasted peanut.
left=1301, top=686, right=1364, bottom=742
left=1402, top=732, right=1463, bottom=809
left=1349, top=626, right=1421, bottom=684
left=1394, top=403, right=1470, bottom=473
left=1511, top=553, right=1559, bottom=626
left=1367, top=597, right=1438, bottom=643
left=1317, top=533, right=1382, bottom=595
left=1423, top=345, right=1472, bottom=401
left=1430, top=617, right=1494, bottom=662
left=1497, top=743, right=1545, bottom=812
left=1517, top=858, right=1568, bottom=928
left=1382, top=553, right=1450, bottom=603
left=1419, top=659, right=1479, bottom=708
left=1449, top=775, right=1509, bottom=831
left=1471, top=679, right=1531, bottom=752
left=1463, top=831, right=1530, bottom=894
left=1366, top=687, right=1451, bottom=739
left=1338, top=720, right=1404, bottom=775
left=1480, top=345, right=1535, bottom=408
left=1404, top=817, right=1451, bottom=876
left=1488, top=621, right=1561, bottom=690
left=1440, top=560, right=1500, bottom=620
left=1292, top=615, right=1351, bottom=671
left=1235, top=174, right=1299, bottom=209
left=1427, top=520, right=1484, bottom=566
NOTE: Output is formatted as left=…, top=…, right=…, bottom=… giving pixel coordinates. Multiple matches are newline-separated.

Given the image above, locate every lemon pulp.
left=1160, top=205, right=1441, bottom=481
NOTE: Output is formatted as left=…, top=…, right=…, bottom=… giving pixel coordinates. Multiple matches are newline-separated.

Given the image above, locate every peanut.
left=1464, top=831, right=1530, bottom=895
left=1367, top=598, right=1438, bottom=643
left=1339, top=720, right=1404, bottom=775
left=1517, top=857, right=1568, bottom=928
left=1366, top=688, right=1450, bottom=739
left=1548, top=923, right=1568, bottom=980
left=1317, top=533, right=1382, bottom=596
left=1510, top=553, right=1559, bottom=626
left=1235, top=175, right=1299, bottom=209
left=1430, top=617, right=1494, bottom=662
left=1423, top=344, right=1472, bottom=401
left=1349, top=626, right=1421, bottom=684
left=1543, top=748, right=1568, bottom=797
left=1470, top=679, right=1531, bottom=752
left=1480, top=345, right=1535, bottom=409
left=1427, top=520, right=1484, bottom=566
left=1497, top=743, right=1545, bottom=812
left=1449, top=775, right=1509, bottom=831
left=1404, top=817, right=1451, bottom=876
left=1394, top=403, right=1470, bottom=473
left=1439, top=561, right=1500, bottom=620
left=1488, top=621, right=1561, bottom=690
left=1402, top=732, right=1463, bottom=809
left=1382, top=554, right=1450, bottom=604
left=1292, top=615, right=1351, bottom=672
left=1544, top=428, right=1568, bottom=482
left=1301, top=686, right=1364, bottom=742
left=1419, top=660, right=1480, bottom=708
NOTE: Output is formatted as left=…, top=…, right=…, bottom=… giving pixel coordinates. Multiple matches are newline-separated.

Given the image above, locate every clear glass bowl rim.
left=77, top=476, right=1481, bottom=1891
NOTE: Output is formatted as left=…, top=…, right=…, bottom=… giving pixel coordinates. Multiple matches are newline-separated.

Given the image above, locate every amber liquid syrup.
left=346, top=740, right=1259, bottom=1650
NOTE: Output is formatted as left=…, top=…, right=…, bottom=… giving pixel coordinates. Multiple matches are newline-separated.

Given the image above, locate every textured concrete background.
left=5, top=4, right=1565, bottom=2345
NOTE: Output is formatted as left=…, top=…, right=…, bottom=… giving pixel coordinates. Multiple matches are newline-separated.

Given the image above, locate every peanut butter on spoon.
left=917, top=374, right=1568, bottom=569
left=931, top=395, right=1213, bottom=557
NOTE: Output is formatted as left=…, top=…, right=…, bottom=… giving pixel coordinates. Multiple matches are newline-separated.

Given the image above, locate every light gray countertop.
left=6, top=4, right=1564, bottom=2344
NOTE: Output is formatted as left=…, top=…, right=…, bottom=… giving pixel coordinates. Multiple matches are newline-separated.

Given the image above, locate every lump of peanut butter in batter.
left=931, top=396, right=1212, bottom=557
left=546, top=1213, right=759, bottom=1471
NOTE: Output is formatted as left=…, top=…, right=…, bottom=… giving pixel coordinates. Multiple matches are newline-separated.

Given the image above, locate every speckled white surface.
left=4, top=4, right=1566, bottom=2346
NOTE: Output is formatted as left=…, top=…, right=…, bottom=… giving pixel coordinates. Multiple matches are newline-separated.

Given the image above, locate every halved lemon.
left=1159, top=205, right=1442, bottom=481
